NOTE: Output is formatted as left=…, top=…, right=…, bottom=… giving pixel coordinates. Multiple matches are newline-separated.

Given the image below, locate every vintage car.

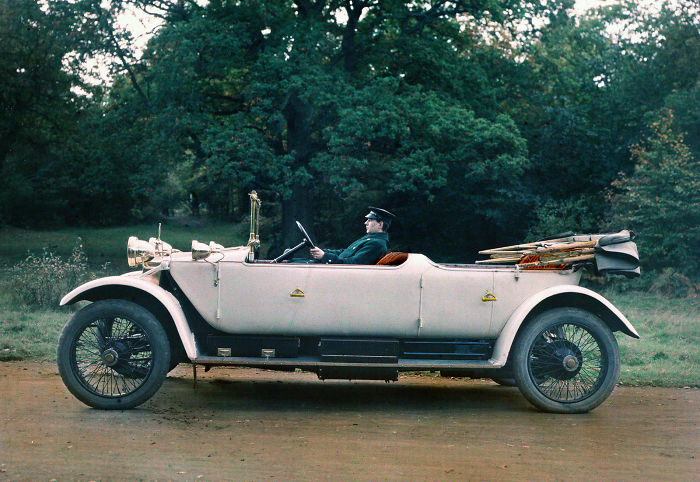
left=57, top=192, right=640, bottom=413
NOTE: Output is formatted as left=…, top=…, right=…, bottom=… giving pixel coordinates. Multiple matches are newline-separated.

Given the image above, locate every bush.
left=650, top=268, right=697, bottom=298
left=8, top=239, right=94, bottom=308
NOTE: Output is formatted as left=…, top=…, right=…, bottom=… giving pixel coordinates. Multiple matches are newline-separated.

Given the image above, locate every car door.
left=419, top=265, right=494, bottom=338
left=299, top=263, right=421, bottom=337
left=216, top=261, right=314, bottom=334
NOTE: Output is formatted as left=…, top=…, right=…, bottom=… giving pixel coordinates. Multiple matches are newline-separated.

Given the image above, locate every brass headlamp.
left=127, top=236, right=156, bottom=268
left=127, top=224, right=176, bottom=268
left=191, top=240, right=224, bottom=261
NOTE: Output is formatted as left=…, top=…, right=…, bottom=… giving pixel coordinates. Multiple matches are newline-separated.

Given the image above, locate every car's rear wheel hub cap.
left=549, top=340, right=583, bottom=380
left=563, top=354, right=579, bottom=371
left=102, top=348, right=119, bottom=366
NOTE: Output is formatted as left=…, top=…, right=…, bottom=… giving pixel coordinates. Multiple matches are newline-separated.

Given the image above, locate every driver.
left=310, top=207, right=395, bottom=264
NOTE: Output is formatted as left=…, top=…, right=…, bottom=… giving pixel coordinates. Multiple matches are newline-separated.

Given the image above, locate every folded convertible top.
left=477, top=230, right=640, bottom=277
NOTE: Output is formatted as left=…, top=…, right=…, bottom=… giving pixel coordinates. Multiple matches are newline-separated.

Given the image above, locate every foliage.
left=0, top=223, right=248, bottom=272
left=526, top=196, right=601, bottom=241
left=521, top=0, right=699, bottom=260
left=649, top=268, right=697, bottom=298
left=0, top=0, right=698, bottom=270
left=607, top=109, right=699, bottom=279
left=8, top=240, right=95, bottom=308
left=0, top=0, right=85, bottom=226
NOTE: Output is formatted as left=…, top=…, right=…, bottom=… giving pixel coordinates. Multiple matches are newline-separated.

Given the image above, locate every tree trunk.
left=277, top=90, right=316, bottom=251
left=190, top=191, right=200, bottom=217
left=280, top=182, right=315, bottom=251
left=342, top=2, right=364, bottom=74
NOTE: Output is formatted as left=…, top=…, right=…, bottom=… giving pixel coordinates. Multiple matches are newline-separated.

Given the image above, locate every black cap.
left=366, top=206, right=396, bottom=227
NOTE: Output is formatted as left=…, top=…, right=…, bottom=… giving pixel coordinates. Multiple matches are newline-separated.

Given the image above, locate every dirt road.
left=1, top=362, right=698, bottom=480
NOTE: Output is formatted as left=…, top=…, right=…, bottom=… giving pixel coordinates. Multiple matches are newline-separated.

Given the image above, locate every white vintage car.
left=57, top=193, right=640, bottom=413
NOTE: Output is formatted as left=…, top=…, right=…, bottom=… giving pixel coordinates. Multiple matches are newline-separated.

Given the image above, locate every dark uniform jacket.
left=320, top=232, right=389, bottom=264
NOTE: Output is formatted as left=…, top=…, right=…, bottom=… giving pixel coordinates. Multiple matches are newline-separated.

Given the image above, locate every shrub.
left=8, top=239, right=95, bottom=308
left=650, top=268, right=697, bottom=298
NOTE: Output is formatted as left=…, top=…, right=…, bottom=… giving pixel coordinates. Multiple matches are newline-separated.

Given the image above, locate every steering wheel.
left=271, top=221, right=317, bottom=263
left=296, top=221, right=316, bottom=249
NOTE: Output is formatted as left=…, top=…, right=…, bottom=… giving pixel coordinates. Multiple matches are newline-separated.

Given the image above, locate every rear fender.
left=60, top=276, right=198, bottom=360
left=490, top=285, right=639, bottom=366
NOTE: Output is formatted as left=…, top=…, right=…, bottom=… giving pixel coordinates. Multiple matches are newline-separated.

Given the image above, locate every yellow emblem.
left=290, top=288, right=305, bottom=298
left=481, top=292, right=497, bottom=302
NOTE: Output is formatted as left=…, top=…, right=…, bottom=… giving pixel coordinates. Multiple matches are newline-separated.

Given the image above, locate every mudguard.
left=60, top=275, right=198, bottom=359
left=490, top=285, right=639, bottom=366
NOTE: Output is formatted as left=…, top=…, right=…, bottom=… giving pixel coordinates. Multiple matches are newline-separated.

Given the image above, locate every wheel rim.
left=527, top=322, right=606, bottom=403
left=70, top=316, right=154, bottom=398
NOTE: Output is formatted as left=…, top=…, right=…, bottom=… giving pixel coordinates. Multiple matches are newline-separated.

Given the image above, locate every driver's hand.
left=310, top=247, right=325, bottom=260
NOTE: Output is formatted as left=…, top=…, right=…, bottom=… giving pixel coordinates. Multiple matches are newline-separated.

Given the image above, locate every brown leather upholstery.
left=376, top=252, right=409, bottom=266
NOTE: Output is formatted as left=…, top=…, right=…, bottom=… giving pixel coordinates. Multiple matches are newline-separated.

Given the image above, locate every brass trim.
left=247, top=191, right=262, bottom=259
left=481, top=292, right=497, bottom=302
left=290, top=288, right=305, bottom=298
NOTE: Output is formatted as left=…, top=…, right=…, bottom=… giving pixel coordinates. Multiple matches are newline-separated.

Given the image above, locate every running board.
left=189, top=355, right=504, bottom=370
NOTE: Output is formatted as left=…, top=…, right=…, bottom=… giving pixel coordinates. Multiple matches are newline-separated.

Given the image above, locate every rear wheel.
left=513, top=308, right=620, bottom=413
left=57, top=300, right=170, bottom=409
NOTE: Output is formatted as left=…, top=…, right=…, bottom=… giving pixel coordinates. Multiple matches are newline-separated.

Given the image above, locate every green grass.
left=606, top=291, right=700, bottom=387
left=0, top=221, right=248, bottom=271
left=0, top=222, right=247, bottom=360
left=0, top=225, right=698, bottom=386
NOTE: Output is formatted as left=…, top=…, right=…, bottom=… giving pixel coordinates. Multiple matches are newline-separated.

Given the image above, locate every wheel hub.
left=547, top=340, right=583, bottom=380
left=102, top=348, right=119, bottom=366
left=562, top=354, right=580, bottom=371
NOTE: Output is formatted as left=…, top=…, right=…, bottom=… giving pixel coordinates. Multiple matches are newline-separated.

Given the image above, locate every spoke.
left=81, top=329, right=104, bottom=352
left=72, top=316, right=153, bottom=398
left=529, top=322, right=608, bottom=403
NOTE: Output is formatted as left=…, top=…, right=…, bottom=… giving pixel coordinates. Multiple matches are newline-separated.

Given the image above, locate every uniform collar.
left=364, top=232, right=389, bottom=240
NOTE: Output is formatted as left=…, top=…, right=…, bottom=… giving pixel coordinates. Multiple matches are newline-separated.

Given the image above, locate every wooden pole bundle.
left=476, top=238, right=597, bottom=268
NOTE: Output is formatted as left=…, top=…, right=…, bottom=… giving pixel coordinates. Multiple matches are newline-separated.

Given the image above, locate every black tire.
left=57, top=300, right=170, bottom=410
left=512, top=308, right=620, bottom=413
left=491, top=375, right=516, bottom=387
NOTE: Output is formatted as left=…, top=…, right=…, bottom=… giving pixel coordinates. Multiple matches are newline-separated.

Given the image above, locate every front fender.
left=490, top=285, right=639, bottom=366
left=60, top=276, right=198, bottom=360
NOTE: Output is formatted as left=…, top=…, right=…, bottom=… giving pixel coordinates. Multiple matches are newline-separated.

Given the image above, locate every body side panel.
left=490, top=268, right=582, bottom=334
left=169, top=254, right=428, bottom=336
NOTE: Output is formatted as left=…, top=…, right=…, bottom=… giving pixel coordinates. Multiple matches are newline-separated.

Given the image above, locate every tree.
left=519, top=0, right=699, bottom=241
left=607, top=109, right=699, bottom=278
left=119, top=0, right=537, bottom=253
left=0, top=0, right=85, bottom=225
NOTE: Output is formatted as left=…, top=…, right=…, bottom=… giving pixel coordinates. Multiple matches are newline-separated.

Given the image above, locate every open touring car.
left=57, top=192, right=640, bottom=413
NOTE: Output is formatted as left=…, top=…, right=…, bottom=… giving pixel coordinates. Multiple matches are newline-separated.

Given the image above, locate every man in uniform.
left=310, top=207, right=395, bottom=264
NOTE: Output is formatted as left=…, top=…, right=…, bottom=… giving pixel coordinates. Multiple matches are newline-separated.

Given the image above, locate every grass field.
left=0, top=225, right=698, bottom=386
left=0, top=221, right=249, bottom=271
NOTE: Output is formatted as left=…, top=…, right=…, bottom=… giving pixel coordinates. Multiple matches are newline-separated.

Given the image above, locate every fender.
left=490, top=285, right=639, bottom=366
left=60, top=275, right=198, bottom=360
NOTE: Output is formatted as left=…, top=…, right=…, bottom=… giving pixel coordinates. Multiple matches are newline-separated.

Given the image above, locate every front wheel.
left=512, top=308, right=620, bottom=413
left=57, top=300, right=170, bottom=409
